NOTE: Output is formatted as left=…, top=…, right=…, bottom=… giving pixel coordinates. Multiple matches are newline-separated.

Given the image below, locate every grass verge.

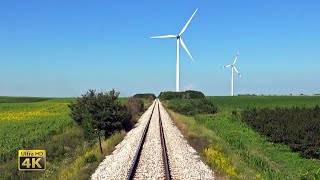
left=0, top=126, right=125, bottom=180
left=166, top=108, right=320, bottom=179
left=54, top=131, right=125, bottom=180
left=166, top=109, right=245, bottom=179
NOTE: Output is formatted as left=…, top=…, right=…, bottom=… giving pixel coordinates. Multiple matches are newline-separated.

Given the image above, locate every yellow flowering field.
left=0, top=97, right=74, bottom=162
left=0, top=103, right=69, bottom=121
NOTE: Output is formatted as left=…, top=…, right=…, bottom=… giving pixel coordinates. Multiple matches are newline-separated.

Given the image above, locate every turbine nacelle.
left=224, top=51, right=241, bottom=76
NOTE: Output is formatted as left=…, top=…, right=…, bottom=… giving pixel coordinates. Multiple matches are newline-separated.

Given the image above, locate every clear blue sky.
left=0, top=1, right=319, bottom=97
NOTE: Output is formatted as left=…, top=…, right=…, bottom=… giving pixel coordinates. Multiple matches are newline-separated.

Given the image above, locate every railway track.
left=91, top=99, right=215, bottom=180
left=128, top=99, right=171, bottom=180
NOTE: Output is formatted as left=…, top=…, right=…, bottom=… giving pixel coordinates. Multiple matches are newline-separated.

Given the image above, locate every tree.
left=68, top=89, right=132, bottom=139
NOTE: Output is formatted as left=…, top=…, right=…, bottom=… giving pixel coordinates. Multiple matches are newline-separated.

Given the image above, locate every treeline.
left=133, top=93, right=156, bottom=100
left=238, top=94, right=258, bottom=96
left=159, top=90, right=205, bottom=100
left=242, top=106, right=320, bottom=159
left=0, top=96, right=49, bottom=103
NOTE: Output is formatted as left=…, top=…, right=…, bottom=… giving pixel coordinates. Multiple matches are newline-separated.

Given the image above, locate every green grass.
left=0, top=96, right=128, bottom=180
left=0, top=98, right=74, bottom=162
left=55, top=131, right=125, bottom=180
left=167, top=109, right=249, bottom=179
left=118, top=97, right=129, bottom=103
left=165, top=95, right=320, bottom=179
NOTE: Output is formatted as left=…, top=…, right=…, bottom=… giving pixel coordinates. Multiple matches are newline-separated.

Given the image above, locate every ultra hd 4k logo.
left=18, top=150, right=46, bottom=171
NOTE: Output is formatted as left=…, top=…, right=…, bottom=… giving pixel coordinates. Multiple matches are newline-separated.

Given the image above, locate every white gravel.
left=91, top=101, right=156, bottom=180
left=158, top=100, right=215, bottom=180
left=133, top=102, right=165, bottom=179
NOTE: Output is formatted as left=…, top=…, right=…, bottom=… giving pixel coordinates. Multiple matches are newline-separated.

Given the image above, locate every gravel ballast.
left=91, top=99, right=215, bottom=179
left=158, top=100, right=215, bottom=179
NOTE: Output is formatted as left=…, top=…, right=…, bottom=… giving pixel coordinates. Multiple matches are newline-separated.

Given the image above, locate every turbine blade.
left=233, top=51, right=239, bottom=65
left=224, top=65, right=232, bottom=68
left=179, top=38, right=193, bottom=61
left=150, top=35, right=177, bottom=38
left=179, top=8, right=198, bottom=36
left=234, top=66, right=241, bottom=77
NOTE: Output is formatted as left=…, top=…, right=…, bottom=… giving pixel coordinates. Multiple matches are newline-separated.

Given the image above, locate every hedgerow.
left=168, top=98, right=218, bottom=116
left=242, top=105, right=320, bottom=159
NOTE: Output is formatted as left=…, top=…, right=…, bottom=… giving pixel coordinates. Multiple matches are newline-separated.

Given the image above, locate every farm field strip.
left=0, top=98, right=74, bottom=162
left=0, top=103, right=68, bottom=121
left=207, top=96, right=320, bottom=110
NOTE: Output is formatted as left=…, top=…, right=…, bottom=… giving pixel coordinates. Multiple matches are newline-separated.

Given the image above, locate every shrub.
left=146, top=96, right=155, bottom=104
left=168, top=98, right=218, bottom=116
left=242, top=106, right=320, bottom=159
left=68, top=89, right=133, bottom=139
left=127, top=97, right=144, bottom=116
left=159, top=90, right=205, bottom=100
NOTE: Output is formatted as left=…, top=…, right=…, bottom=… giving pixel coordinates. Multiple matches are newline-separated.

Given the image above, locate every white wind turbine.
left=150, top=8, right=198, bottom=92
left=223, top=51, right=241, bottom=96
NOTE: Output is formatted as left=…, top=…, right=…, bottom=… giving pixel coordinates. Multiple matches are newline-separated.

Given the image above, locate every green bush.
left=68, top=89, right=133, bottom=139
left=242, top=105, right=320, bottom=159
left=159, top=90, right=205, bottom=100
left=168, top=98, right=218, bottom=116
left=185, top=90, right=206, bottom=99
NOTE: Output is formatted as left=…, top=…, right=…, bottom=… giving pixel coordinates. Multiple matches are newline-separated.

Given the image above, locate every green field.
left=0, top=97, right=75, bottom=162
left=0, top=96, right=129, bottom=180
left=166, top=95, right=320, bottom=179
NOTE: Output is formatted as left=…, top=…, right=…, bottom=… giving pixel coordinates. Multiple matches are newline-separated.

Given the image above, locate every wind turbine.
left=150, top=8, right=198, bottom=92
left=223, top=51, right=241, bottom=96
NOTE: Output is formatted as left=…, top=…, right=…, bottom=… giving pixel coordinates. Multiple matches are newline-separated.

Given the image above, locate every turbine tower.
left=150, top=8, right=198, bottom=92
left=223, top=51, right=241, bottom=96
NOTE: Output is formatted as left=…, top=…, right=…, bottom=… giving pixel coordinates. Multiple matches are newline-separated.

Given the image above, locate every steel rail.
left=158, top=102, right=172, bottom=180
left=127, top=101, right=156, bottom=180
